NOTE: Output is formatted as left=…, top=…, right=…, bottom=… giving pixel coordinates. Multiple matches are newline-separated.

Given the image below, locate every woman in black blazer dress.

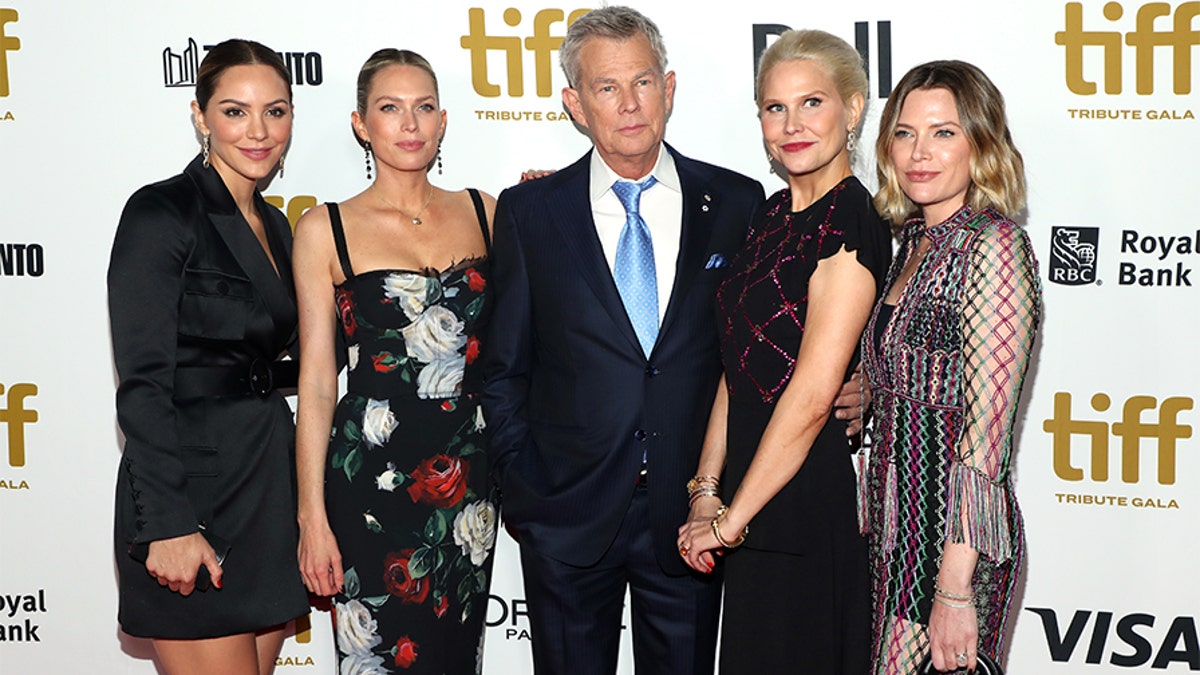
left=108, top=39, right=307, bottom=674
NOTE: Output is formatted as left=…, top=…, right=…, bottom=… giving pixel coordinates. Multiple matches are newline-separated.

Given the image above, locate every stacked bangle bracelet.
left=687, top=474, right=721, bottom=505
left=933, top=583, right=974, bottom=609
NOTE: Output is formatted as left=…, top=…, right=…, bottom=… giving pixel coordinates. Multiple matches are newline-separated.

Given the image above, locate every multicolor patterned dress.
left=861, top=205, right=1042, bottom=673
left=324, top=192, right=497, bottom=675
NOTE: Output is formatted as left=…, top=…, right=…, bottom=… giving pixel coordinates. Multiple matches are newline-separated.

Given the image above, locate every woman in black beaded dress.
left=676, top=29, right=891, bottom=673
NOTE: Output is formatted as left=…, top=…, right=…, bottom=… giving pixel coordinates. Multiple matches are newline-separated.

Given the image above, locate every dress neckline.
left=335, top=255, right=488, bottom=288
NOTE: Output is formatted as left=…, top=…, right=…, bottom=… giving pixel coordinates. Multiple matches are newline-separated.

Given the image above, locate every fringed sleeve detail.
left=945, top=461, right=1014, bottom=562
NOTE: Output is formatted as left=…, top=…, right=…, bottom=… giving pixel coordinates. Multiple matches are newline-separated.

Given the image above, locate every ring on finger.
left=955, top=652, right=968, bottom=667
left=679, top=545, right=689, bottom=556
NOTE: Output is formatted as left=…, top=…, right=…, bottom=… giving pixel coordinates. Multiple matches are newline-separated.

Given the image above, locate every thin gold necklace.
left=372, top=183, right=434, bottom=225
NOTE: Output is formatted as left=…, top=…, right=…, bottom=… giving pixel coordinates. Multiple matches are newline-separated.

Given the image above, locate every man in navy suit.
left=481, top=6, right=764, bottom=674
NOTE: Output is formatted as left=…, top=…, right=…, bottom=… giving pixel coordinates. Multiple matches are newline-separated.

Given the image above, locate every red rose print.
left=382, top=549, right=430, bottom=605
left=335, top=288, right=358, bottom=338
left=465, top=267, right=486, bottom=292
left=433, top=595, right=449, bottom=619
left=440, top=400, right=456, bottom=412
left=406, top=454, right=469, bottom=508
left=372, top=352, right=400, bottom=373
left=394, top=635, right=419, bottom=668
left=465, top=335, right=481, bottom=365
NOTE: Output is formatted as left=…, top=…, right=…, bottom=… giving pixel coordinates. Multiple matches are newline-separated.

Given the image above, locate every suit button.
left=217, top=280, right=230, bottom=295
left=645, top=365, right=659, bottom=376
left=634, top=429, right=647, bottom=441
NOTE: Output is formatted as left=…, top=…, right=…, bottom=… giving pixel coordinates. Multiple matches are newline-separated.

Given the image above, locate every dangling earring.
left=202, top=134, right=211, bottom=168
left=846, top=129, right=857, bottom=153
left=278, top=153, right=286, bottom=179
left=364, top=142, right=373, bottom=180
left=766, top=151, right=776, bottom=175
left=436, top=139, right=443, bottom=176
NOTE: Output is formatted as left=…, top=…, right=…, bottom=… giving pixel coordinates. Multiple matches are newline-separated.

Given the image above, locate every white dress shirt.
left=588, top=145, right=682, bottom=325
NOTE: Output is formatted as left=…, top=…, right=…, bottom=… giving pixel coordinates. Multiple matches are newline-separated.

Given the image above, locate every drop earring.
left=436, top=139, right=443, bottom=175
left=202, top=134, right=211, bottom=168
left=365, top=142, right=373, bottom=180
left=278, top=154, right=285, bottom=179
left=846, top=129, right=857, bottom=152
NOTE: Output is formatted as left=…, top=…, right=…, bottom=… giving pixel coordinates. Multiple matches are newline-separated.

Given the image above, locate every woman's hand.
left=298, top=520, right=344, bottom=597
left=675, top=496, right=723, bottom=574
left=145, top=532, right=222, bottom=596
left=927, top=595, right=979, bottom=672
left=832, top=366, right=869, bottom=437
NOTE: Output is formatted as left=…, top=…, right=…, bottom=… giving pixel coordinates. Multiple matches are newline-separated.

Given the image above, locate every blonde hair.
left=755, top=29, right=867, bottom=120
left=356, top=48, right=439, bottom=117
left=874, top=60, right=1026, bottom=226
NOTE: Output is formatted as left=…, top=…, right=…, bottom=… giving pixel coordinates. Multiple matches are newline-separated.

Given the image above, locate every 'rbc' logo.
left=1043, top=392, right=1190, bottom=485
left=1055, top=2, right=1200, bottom=95
left=460, top=7, right=591, bottom=97
left=1048, top=226, right=1099, bottom=285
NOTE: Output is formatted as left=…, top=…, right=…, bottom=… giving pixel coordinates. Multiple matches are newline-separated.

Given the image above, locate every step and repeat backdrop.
left=1, top=0, right=1197, bottom=672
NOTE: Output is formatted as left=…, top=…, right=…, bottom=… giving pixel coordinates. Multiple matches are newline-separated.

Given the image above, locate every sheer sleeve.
left=946, top=218, right=1041, bottom=561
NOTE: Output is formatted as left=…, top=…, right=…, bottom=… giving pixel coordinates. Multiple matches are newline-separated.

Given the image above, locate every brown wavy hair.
left=874, top=60, right=1026, bottom=226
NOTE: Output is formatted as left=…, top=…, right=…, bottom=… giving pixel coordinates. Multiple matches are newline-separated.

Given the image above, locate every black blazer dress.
left=108, top=156, right=308, bottom=638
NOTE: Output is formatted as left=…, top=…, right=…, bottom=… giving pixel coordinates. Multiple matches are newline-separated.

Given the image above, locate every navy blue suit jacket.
left=481, top=146, right=763, bottom=574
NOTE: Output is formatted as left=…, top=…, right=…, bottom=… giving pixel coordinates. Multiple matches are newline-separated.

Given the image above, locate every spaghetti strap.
left=467, top=188, right=491, bottom=253
left=326, top=202, right=355, bottom=280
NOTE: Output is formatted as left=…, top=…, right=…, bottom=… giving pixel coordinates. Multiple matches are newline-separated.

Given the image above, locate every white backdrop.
left=2, top=1, right=1198, bottom=673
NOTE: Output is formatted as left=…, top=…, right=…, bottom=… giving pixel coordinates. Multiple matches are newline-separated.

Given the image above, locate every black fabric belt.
left=174, top=359, right=298, bottom=399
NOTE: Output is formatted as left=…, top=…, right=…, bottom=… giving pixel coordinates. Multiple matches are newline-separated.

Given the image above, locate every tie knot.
left=612, top=176, right=657, bottom=215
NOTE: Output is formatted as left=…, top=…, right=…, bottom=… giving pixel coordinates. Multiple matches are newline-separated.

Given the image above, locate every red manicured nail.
left=214, top=578, right=223, bottom=589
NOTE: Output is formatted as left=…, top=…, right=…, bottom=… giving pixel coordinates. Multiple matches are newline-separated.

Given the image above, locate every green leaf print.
left=363, top=512, right=384, bottom=534
left=424, top=510, right=449, bottom=545
left=473, top=569, right=488, bottom=592
left=463, top=295, right=484, bottom=322
left=381, top=328, right=403, bottom=341
left=343, top=446, right=363, bottom=482
left=459, top=442, right=482, bottom=457
left=343, top=419, right=362, bottom=444
left=408, top=547, right=435, bottom=580
left=456, top=573, right=474, bottom=605
left=344, top=567, right=361, bottom=599
left=425, top=277, right=443, bottom=305
left=362, top=594, right=390, bottom=608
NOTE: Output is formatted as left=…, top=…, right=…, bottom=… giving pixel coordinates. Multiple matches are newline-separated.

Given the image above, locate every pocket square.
left=705, top=253, right=727, bottom=270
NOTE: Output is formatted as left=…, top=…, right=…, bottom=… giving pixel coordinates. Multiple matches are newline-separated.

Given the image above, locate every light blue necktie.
left=612, top=176, right=659, bottom=357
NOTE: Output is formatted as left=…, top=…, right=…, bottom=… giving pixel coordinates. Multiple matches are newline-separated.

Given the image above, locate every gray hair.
left=559, top=5, right=668, bottom=88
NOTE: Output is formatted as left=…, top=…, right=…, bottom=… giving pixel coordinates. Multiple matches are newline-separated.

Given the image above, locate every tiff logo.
left=460, top=7, right=590, bottom=97
left=0, top=8, right=19, bottom=97
left=753, top=21, right=893, bottom=98
left=1055, top=1, right=1200, bottom=95
left=1, top=382, right=36, bottom=467
left=1043, top=392, right=1191, bottom=485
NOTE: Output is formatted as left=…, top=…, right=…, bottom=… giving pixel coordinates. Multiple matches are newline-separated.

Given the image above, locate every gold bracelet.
left=711, top=506, right=747, bottom=548
left=934, top=583, right=975, bottom=602
left=686, top=475, right=720, bottom=493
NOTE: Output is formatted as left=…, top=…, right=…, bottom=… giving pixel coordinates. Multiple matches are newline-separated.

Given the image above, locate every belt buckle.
left=248, top=359, right=272, bottom=397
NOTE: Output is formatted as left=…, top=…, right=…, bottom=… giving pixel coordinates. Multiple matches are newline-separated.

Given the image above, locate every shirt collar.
left=588, top=144, right=680, bottom=202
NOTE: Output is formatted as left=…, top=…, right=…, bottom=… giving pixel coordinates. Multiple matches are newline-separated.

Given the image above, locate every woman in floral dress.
left=292, top=49, right=498, bottom=674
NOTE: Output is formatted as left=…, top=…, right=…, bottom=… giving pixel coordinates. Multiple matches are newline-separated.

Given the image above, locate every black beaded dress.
left=713, top=177, right=891, bottom=673
left=324, top=191, right=497, bottom=675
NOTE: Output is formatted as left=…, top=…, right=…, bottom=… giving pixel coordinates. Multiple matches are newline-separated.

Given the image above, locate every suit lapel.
left=657, top=149, right=714, bottom=346
left=549, top=154, right=647, bottom=358
left=186, top=158, right=295, bottom=344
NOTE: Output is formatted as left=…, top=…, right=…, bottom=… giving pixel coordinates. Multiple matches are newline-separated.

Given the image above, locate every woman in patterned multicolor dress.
left=292, top=49, right=498, bottom=674
left=862, top=61, right=1042, bottom=674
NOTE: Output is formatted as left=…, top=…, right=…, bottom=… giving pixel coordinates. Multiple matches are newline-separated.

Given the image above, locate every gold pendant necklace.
left=372, top=183, right=434, bottom=225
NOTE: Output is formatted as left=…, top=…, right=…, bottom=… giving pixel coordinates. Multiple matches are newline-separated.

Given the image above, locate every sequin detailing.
left=862, top=206, right=1042, bottom=673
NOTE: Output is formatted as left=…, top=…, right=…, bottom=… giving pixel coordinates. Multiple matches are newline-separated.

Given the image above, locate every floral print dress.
left=325, top=193, right=497, bottom=675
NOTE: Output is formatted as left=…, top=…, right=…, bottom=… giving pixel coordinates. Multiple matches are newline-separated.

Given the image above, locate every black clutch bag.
left=918, top=652, right=1003, bottom=674
left=127, top=525, right=231, bottom=591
